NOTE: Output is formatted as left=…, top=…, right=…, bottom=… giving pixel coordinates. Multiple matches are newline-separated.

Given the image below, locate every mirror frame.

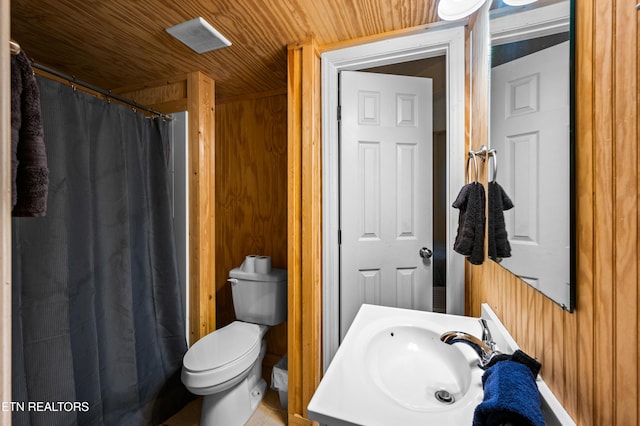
left=489, top=0, right=575, bottom=312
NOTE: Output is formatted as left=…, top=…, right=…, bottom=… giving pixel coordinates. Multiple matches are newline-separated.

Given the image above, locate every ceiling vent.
left=166, top=17, right=231, bottom=54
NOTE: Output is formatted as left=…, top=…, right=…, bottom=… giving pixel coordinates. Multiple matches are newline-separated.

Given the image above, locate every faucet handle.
left=479, top=318, right=493, bottom=344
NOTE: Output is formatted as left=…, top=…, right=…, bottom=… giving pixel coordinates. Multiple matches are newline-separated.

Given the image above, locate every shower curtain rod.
left=31, top=61, right=172, bottom=121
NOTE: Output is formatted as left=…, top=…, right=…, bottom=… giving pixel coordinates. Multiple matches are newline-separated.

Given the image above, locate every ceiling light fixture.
left=437, top=0, right=489, bottom=21
left=165, top=17, right=231, bottom=54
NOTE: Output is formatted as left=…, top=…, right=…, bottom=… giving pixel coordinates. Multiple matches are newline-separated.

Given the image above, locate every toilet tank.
left=229, top=256, right=287, bottom=326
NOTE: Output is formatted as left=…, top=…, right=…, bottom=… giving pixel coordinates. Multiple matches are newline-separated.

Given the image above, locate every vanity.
left=307, top=304, right=574, bottom=426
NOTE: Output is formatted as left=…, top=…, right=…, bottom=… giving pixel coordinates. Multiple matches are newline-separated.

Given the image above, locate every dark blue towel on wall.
left=473, top=360, right=545, bottom=426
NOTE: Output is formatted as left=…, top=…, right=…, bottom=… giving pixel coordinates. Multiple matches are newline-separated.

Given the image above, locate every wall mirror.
left=489, top=0, right=575, bottom=311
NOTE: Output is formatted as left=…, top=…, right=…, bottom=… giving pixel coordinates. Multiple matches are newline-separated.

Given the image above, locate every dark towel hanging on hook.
left=487, top=150, right=514, bottom=261
left=11, top=49, right=49, bottom=217
left=453, top=182, right=486, bottom=265
left=488, top=181, right=513, bottom=260
left=453, top=151, right=485, bottom=265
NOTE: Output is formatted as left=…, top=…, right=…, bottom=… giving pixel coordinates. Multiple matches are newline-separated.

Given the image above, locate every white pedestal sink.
left=307, top=303, right=575, bottom=426
left=307, top=305, right=485, bottom=425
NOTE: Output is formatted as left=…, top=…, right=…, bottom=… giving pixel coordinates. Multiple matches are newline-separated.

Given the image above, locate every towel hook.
left=9, top=39, right=21, bottom=55
left=489, top=150, right=498, bottom=182
left=465, top=151, right=479, bottom=184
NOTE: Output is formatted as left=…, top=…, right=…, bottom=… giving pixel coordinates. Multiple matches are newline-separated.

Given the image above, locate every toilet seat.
left=182, top=321, right=261, bottom=393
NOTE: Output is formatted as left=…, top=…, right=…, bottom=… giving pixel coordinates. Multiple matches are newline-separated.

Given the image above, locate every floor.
left=161, top=388, right=287, bottom=426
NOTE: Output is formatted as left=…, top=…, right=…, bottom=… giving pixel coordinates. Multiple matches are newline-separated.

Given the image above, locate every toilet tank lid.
left=229, top=267, right=287, bottom=282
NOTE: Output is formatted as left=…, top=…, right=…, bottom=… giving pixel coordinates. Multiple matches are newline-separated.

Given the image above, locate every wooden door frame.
left=287, top=39, right=323, bottom=425
left=320, top=25, right=467, bottom=370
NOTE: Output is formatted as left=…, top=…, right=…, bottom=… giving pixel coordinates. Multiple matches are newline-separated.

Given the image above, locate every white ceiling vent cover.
left=166, top=17, right=231, bottom=54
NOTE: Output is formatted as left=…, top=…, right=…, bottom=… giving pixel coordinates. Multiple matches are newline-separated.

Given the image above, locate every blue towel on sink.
left=473, top=360, right=545, bottom=426
left=482, top=349, right=542, bottom=378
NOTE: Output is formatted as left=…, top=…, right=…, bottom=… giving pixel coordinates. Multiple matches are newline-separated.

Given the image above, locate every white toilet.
left=181, top=255, right=287, bottom=426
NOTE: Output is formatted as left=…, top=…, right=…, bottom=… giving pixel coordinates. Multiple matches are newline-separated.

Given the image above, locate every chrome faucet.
left=440, top=319, right=501, bottom=368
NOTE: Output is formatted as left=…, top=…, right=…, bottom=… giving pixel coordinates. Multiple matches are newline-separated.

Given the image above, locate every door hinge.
left=337, top=105, right=342, bottom=121
left=338, top=229, right=342, bottom=245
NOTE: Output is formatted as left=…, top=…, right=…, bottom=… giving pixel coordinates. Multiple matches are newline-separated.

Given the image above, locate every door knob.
left=419, top=247, right=433, bottom=259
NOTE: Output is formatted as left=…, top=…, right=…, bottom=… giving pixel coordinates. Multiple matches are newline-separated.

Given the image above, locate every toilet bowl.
left=181, top=256, right=287, bottom=426
left=182, top=322, right=269, bottom=426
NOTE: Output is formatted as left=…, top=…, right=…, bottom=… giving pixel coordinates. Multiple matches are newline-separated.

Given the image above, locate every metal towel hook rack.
left=469, top=144, right=490, bottom=162
left=466, top=145, right=498, bottom=183
left=466, top=151, right=479, bottom=183
left=9, top=38, right=21, bottom=55
left=488, top=150, right=498, bottom=182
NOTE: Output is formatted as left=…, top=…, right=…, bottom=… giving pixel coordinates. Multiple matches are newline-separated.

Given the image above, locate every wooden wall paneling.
left=187, top=72, right=217, bottom=343
left=215, top=93, right=288, bottom=374
left=534, top=282, right=545, bottom=361
left=613, top=0, right=638, bottom=423
left=500, top=274, right=511, bottom=338
left=512, top=278, right=519, bottom=341
left=498, top=268, right=511, bottom=324
left=113, top=75, right=189, bottom=113
left=287, top=43, right=303, bottom=419
left=526, top=287, right=535, bottom=355
left=574, top=0, right=595, bottom=424
left=501, top=270, right=510, bottom=332
left=288, top=43, right=304, bottom=419
left=514, top=276, right=523, bottom=346
left=592, top=0, right=615, bottom=423
left=301, top=37, right=322, bottom=419
left=530, top=288, right=553, bottom=362
left=117, top=72, right=216, bottom=345
left=531, top=288, right=553, bottom=362
left=1, top=0, right=12, bottom=422
left=470, top=2, right=489, bottom=153
left=551, top=304, right=565, bottom=402
left=287, top=38, right=322, bottom=425
left=637, top=9, right=640, bottom=423
left=563, top=306, right=578, bottom=420
left=509, top=277, right=524, bottom=351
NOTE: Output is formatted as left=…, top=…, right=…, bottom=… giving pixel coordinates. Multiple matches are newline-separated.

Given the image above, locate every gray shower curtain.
left=12, top=77, right=193, bottom=425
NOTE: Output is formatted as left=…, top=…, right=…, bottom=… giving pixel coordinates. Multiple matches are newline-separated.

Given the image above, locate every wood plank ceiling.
left=11, top=0, right=440, bottom=100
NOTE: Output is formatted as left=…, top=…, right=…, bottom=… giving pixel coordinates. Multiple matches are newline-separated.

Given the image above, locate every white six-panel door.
left=339, top=70, right=433, bottom=339
left=491, top=41, right=570, bottom=303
